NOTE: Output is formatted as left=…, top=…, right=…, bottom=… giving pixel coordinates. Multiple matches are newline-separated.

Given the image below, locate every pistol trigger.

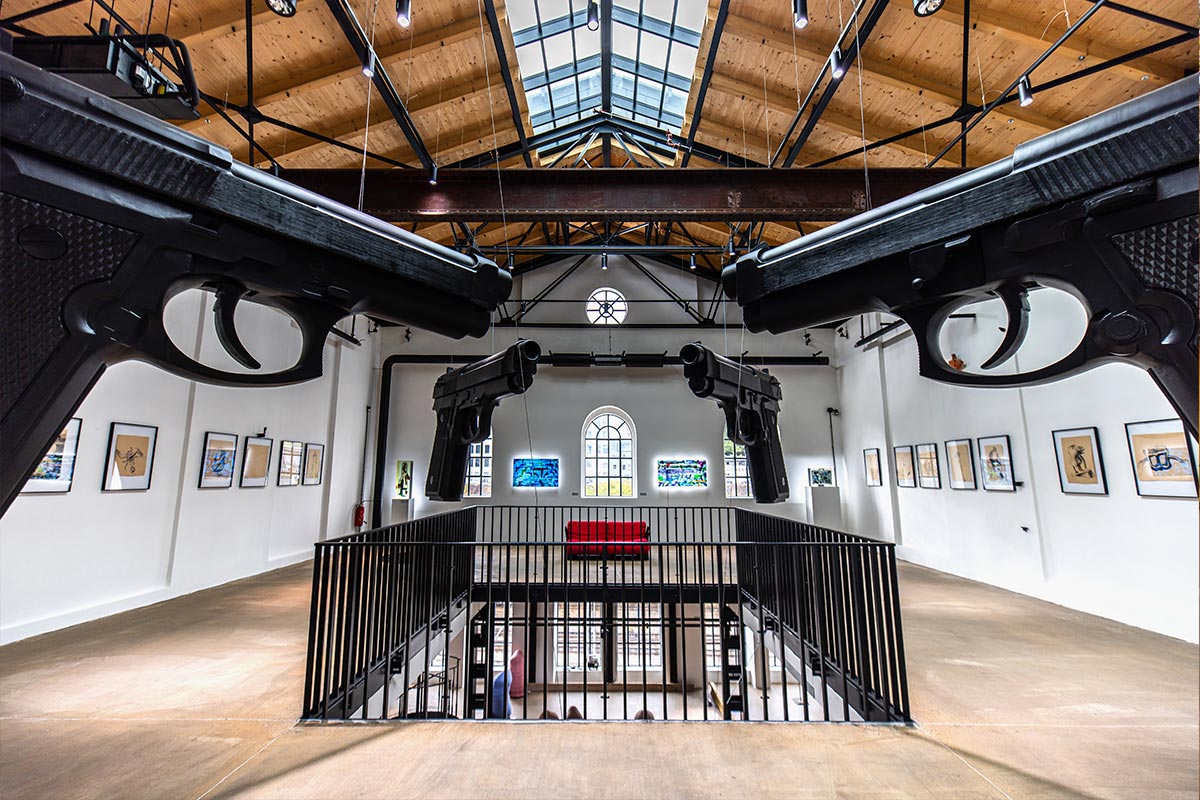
left=211, top=281, right=262, bottom=370
left=980, top=283, right=1031, bottom=370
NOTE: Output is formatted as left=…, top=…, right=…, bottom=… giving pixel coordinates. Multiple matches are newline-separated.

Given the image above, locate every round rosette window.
left=585, top=287, right=627, bottom=325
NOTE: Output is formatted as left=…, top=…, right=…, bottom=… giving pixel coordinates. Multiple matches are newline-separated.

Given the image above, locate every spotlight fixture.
left=830, top=46, right=845, bottom=79
left=396, top=0, right=411, bottom=28
left=1017, top=75, right=1034, bottom=107
left=912, top=0, right=944, bottom=17
left=265, top=0, right=297, bottom=17
left=428, top=163, right=438, bottom=186
left=587, top=0, right=600, bottom=31
left=726, top=237, right=736, bottom=259
left=689, top=253, right=697, bottom=270
left=362, top=51, right=376, bottom=79
left=601, top=252, right=608, bottom=270
left=793, top=0, right=809, bottom=29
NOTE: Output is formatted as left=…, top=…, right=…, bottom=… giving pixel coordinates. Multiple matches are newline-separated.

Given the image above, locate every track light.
left=830, top=47, right=845, bottom=79
left=689, top=253, right=696, bottom=270
left=1017, top=75, right=1034, bottom=107
left=362, top=51, right=376, bottom=79
left=396, top=0, right=411, bottom=28
left=265, top=0, right=296, bottom=16
left=912, top=0, right=944, bottom=16
left=601, top=252, right=608, bottom=270
left=726, top=237, right=736, bottom=259
left=793, top=0, right=809, bottom=29
left=428, top=163, right=438, bottom=186
left=587, top=0, right=600, bottom=31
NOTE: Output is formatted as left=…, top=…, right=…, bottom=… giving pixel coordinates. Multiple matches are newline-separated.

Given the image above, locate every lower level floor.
left=0, top=560, right=1196, bottom=799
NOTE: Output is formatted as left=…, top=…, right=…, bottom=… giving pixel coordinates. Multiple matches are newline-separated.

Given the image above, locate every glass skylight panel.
left=507, top=0, right=705, bottom=136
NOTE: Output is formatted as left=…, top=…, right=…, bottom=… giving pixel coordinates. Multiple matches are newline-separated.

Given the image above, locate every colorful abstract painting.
left=656, top=459, right=707, bottom=488
left=512, top=458, right=559, bottom=488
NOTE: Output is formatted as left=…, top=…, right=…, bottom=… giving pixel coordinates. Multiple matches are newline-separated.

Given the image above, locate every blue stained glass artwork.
left=513, top=458, right=559, bottom=488
left=656, top=459, right=707, bottom=488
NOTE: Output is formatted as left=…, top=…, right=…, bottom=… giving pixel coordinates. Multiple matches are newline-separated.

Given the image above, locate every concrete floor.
left=1, top=562, right=1196, bottom=799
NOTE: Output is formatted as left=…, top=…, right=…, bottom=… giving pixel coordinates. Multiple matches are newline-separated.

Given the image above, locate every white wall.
left=834, top=295, right=1199, bottom=643
left=374, top=256, right=838, bottom=523
left=0, top=294, right=376, bottom=643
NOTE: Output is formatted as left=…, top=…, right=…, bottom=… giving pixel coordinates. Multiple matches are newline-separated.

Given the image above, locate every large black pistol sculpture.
left=426, top=340, right=541, bottom=502
left=679, top=343, right=789, bottom=503
left=724, top=76, right=1199, bottom=437
left=0, top=53, right=511, bottom=514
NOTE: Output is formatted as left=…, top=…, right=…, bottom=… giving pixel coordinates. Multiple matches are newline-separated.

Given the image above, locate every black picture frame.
left=240, top=436, right=274, bottom=488
left=198, top=431, right=238, bottom=489
left=863, top=448, right=883, bottom=487
left=977, top=434, right=1016, bottom=492
left=916, top=443, right=941, bottom=489
left=1051, top=426, right=1109, bottom=496
left=303, top=443, right=325, bottom=486
left=893, top=445, right=916, bottom=488
left=944, top=438, right=977, bottom=490
left=102, top=422, right=159, bottom=492
left=1124, top=418, right=1198, bottom=499
left=22, top=417, right=83, bottom=494
left=278, top=440, right=303, bottom=486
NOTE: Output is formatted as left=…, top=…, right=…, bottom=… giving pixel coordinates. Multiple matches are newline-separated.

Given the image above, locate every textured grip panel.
left=0, top=193, right=138, bottom=419
left=1112, top=214, right=1200, bottom=350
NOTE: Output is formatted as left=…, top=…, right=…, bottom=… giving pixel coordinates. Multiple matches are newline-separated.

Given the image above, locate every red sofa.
left=565, top=520, right=650, bottom=559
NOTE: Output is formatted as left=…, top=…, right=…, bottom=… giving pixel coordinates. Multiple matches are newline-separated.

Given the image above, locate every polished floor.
left=1, top=561, right=1196, bottom=799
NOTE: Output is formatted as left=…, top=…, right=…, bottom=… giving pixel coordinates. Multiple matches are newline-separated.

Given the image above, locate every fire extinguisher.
left=353, top=503, right=366, bottom=528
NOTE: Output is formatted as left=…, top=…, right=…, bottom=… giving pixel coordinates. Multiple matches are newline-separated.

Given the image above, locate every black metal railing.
left=302, top=505, right=909, bottom=723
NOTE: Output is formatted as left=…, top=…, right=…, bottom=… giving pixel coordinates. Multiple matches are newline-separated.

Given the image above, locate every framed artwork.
left=916, top=443, right=941, bottom=489
left=656, top=458, right=707, bottom=488
left=278, top=440, right=303, bottom=486
left=1051, top=427, right=1108, bottom=496
left=1124, top=419, right=1197, bottom=498
left=513, top=458, right=559, bottom=488
left=102, top=422, right=158, bottom=492
left=198, top=432, right=237, bottom=489
left=893, top=446, right=916, bottom=488
left=23, top=418, right=82, bottom=494
left=863, top=448, right=882, bottom=487
left=978, top=435, right=1016, bottom=492
left=240, top=436, right=273, bottom=488
left=808, top=467, right=833, bottom=487
left=395, top=460, right=414, bottom=499
left=944, top=438, right=977, bottom=490
left=303, top=443, right=325, bottom=486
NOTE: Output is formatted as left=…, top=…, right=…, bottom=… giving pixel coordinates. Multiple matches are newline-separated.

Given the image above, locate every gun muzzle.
left=679, top=343, right=715, bottom=397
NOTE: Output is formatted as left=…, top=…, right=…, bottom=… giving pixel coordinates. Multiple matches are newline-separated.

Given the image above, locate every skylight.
left=507, top=0, right=705, bottom=136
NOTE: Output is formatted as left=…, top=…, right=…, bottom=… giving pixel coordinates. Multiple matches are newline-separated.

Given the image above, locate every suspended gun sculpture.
left=679, top=343, right=789, bottom=503
left=0, top=53, right=511, bottom=514
left=426, top=340, right=541, bottom=501
left=724, top=76, right=1199, bottom=437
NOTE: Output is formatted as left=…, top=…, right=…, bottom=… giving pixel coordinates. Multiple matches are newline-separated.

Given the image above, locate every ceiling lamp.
left=396, top=0, right=411, bottom=28
left=362, top=51, right=376, bottom=78
left=689, top=253, right=696, bottom=270
left=601, top=252, right=608, bottom=270
left=912, top=0, right=944, bottom=16
left=793, top=0, right=809, bottom=29
left=265, top=0, right=296, bottom=17
left=830, top=46, right=845, bottom=79
left=428, top=163, right=438, bottom=186
left=1017, top=75, right=1034, bottom=107
left=587, top=0, right=600, bottom=31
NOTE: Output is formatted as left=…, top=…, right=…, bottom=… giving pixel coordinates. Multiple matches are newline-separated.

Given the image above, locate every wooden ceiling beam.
left=254, top=75, right=501, bottom=167
left=706, top=73, right=981, bottom=166
left=935, top=0, right=1183, bottom=85
left=722, top=13, right=1063, bottom=133
left=183, top=17, right=481, bottom=132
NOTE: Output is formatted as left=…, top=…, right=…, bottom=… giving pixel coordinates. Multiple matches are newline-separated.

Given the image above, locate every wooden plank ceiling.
left=6, top=0, right=1196, bottom=274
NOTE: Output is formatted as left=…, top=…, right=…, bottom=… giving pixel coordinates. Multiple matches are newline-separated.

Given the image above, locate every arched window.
left=463, top=433, right=493, bottom=498
left=582, top=406, right=636, bottom=497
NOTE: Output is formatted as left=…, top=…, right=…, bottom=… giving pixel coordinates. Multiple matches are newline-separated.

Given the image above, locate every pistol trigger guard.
left=210, top=281, right=261, bottom=370
left=980, top=284, right=1031, bottom=370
